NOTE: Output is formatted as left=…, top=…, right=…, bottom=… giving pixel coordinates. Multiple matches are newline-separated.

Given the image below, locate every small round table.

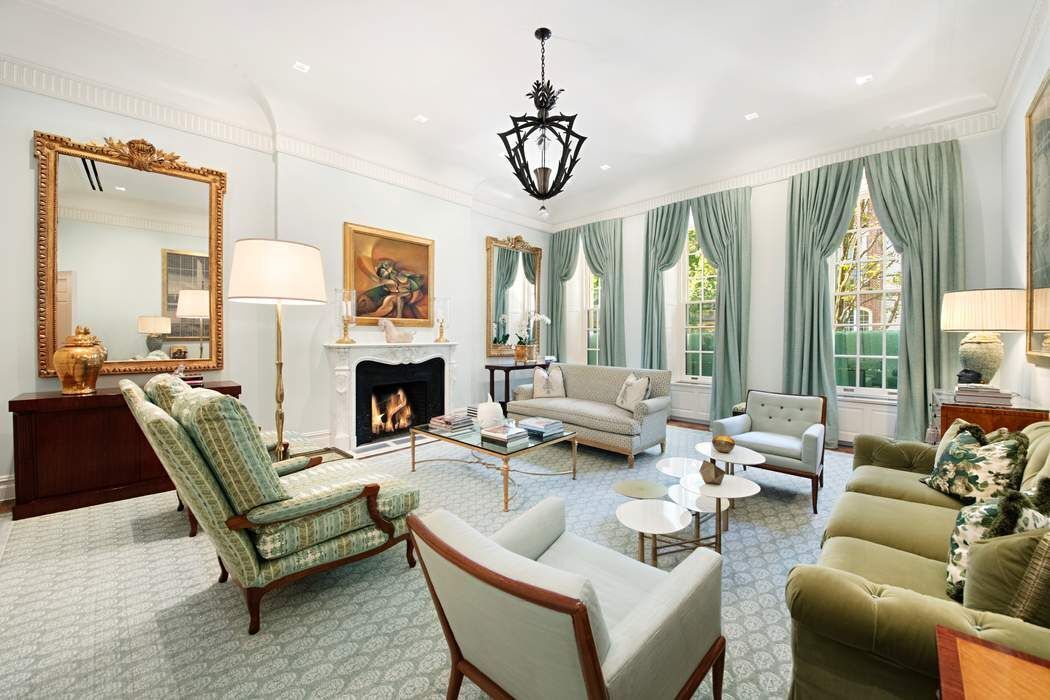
left=680, top=473, right=760, bottom=553
left=613, top=479, right=667, bottom=499
left=615, top=499, right=692, bottom=566
left=695, top=441, right=764, bottom=475
left=655, top=456, right=703, bottom=479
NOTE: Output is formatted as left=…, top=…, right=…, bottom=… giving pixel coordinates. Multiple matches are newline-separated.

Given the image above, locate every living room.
left=1, top=1, right=1049, bottom=697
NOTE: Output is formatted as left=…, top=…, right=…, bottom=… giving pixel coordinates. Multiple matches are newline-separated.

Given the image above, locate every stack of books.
left=517, top=416, right=564, bottom=438
left=481, top=423, right=530, bottom=449
left=465, top=405, right=478, bottom=419
left=430, top=413, right=475, bottom=433
left=182, top=374, right=205, bottom=388
left=953, top=383, right=1014, bottom=406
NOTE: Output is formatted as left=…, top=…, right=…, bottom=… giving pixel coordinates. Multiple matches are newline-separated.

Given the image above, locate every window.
left=832, top=174, right=901, bottom=393
left=683, top=226, right=717, bottom=378
left=586, top=273, right=600, bottom=365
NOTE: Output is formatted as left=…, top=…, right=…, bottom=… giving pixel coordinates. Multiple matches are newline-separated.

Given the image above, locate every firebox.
left=355, top=358, right=444, bottom=446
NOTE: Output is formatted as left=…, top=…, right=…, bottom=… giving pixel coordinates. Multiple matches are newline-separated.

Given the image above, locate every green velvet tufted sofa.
left=785, top=425, right=1050, bottom=698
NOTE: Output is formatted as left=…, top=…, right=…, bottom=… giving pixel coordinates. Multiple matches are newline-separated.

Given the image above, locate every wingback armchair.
left=408, top=497, right=725, bottom=699
left=121, top=379, right=420, bottom=634
left=711, top=390, right=827, bottom=513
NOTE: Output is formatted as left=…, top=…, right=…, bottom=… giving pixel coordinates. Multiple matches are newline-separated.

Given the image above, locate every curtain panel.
left=783, top=160, right=864, bottom=447
left=492, top=247, right=520, bottom=339
left=689, top=186, right=752, bottom=421
left=547, top=229, right=580, bottom=362
left=864, top=140, right=965, bottom=440
left=522, top=249, right=537, bottom=285
left=580, top=219, right=627, bottom=366
left=641, top=201, right=691, bottom=369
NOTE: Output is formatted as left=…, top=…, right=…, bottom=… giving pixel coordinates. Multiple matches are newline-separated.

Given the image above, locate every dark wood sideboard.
left=939, top=402, right=1048, bottom=435
left=9, top=380, right=241, bottom=519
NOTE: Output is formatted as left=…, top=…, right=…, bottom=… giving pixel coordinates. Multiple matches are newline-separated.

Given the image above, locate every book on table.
left=517, top=416, right=564, bottom=437
left=480, top=424, right=528, bottom=443
left=482, top=436, right=530, bottom=451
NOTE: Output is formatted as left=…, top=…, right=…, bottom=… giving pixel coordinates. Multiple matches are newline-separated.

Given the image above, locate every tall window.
left=683, top=227, right=717, bottom=378
left=586, top=274, right=601, bottom=365
left=832, top=175, right=901, bottom=392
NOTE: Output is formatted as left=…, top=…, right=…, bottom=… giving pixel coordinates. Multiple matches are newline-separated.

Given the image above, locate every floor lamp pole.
left=198, top=317, right=205, bottom=359
left=274, top=301, right=285, bottom=461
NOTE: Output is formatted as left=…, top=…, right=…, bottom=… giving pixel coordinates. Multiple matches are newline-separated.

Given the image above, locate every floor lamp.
left=176, top=289, right=210, bottom=359
left=229, top=238, right=327, bottom=460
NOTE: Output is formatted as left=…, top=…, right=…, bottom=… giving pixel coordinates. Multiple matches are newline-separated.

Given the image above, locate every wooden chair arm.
left=225, top=483, right=395, bottom=538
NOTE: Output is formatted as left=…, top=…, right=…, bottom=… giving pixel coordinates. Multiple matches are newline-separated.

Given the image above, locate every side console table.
left=9, top=380, right=241, bottom=519
left=485, top=360, right=550, bottom=411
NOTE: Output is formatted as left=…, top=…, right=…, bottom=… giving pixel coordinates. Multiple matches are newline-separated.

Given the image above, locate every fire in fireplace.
left=371, top=386, right=414, bottom=436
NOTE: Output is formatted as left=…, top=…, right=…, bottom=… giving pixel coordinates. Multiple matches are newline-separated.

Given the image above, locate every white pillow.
left=615, top=373, right=650, bottom=412
left=533, top=366, right=566, bottom=398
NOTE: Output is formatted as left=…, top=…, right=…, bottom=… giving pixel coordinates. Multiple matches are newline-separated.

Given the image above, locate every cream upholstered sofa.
left=409, top=497, right=725, bottom=699
left=508, top=363, right=672, bottom=467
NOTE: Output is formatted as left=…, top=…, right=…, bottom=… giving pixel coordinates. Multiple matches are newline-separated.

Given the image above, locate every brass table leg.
left=410, top=431, right=416, bottom=472
left=571, top=438, right=578, bottom=480
left=502, top=456, right=510, bottom=512
left=715, top=497, right=723, bottom=553
left=651, top=532, right=658, bottom=566
left=637, top=533, right=645, bottom=561
left=693, top=513, right=700, bottom=540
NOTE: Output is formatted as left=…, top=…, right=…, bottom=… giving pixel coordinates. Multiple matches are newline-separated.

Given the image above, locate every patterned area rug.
left=0, top=425, right=850, bottom=698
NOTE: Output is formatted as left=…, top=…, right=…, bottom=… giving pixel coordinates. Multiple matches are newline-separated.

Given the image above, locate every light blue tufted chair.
left=710, top=390, right=827, bottom=513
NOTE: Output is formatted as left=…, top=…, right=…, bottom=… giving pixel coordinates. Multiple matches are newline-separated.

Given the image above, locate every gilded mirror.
left=1027, top=71, right=1050, bottom=362
left=35, top=131, right=226, bottom=376
left=486, top=235, right=542, bottom=357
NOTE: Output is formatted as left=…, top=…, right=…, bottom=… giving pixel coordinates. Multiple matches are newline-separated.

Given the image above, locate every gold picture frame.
left=34, top=131, right=226, bottom=376
left=485, top=235, right=542, bottom=357
left=1026, top=70, right=1050, bottom=363
left=343, top=222, right=435, bottom=326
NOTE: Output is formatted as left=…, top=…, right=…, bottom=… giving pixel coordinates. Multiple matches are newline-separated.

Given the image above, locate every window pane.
left=686, top=331, right=701, bottom=351
left=587, top=331, right=598, bottom=349
left=860, top=358, right=883, bottom=388
left=859, top=261, right=882, bottom=290
left=860, top=328, right=883, bottom=356
left=834, top=295, right=856, bottom=325
left=886, top=358, right=898, bottom=390
left=836, top=263, right=857, bottom=292
left=859, top=198, right=877, bottom=228
left=688, top=271, right=703, bottom=301
left=834, top=328, right=857, bottom=355
left=685, top=352, right=700, bottom=376
left=702, top=257, right=717, bottom=279
left=701, top=353, right=714, bottom=377
left=701, top=302, right=716, bottom=325
left=835, top=356, right=857, bottom=387
left=858, top=293, right=880, bottom=328
left=587, top=350, right=599, bottom=366
left=885, top=255, right=902, bottom=289
left=701, top=331, right=714, bottom=351
left=841, top=228, right=858, bottom=255
left=883, top=293, right=901, bottom=326
left=686, top=229, right=699, bottom=255
left=885, top=328, right=900, bottom=356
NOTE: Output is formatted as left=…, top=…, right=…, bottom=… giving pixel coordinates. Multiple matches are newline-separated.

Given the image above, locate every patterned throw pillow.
left=946, top=484, right=1050, bottom=600
left=615, top=373, right=651, bottom=412
left=922, top=426, right=1028, bottom=503
left=533, top=366, right=566, bottom=398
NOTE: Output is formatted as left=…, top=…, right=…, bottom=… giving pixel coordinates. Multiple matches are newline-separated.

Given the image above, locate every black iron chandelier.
left=499, top=27, right=586, bottom=217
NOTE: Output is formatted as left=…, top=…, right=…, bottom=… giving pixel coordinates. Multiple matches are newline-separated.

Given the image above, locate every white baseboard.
left=0, top=475, right=15, bottom=502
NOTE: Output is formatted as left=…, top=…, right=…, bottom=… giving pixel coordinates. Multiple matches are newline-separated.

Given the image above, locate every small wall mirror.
left=35, top=132, right=226, bottom=376
left=486, top=235, right=542, bottom=357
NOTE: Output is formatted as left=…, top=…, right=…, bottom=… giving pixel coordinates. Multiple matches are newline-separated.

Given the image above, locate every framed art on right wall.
left=1027, top=69, right=1050, bottom=362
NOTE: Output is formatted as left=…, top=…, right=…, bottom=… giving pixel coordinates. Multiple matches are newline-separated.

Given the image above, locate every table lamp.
left=229, top=238, right=326, bottom=460
left=176, top=289, right=210, bottom=359
left=137, top=315, right=171, bottom=352
left=940, top=288, right=1025, bottom=384
left=1033, top=287, right=1050, bottom=352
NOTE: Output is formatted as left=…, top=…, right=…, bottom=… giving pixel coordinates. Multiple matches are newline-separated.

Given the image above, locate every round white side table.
left=655, top=456, right=703, bottom=479
left=615, top=499, right=692, bottom=565
left=679, top=473, right=760, bottom=553
left=695, top=441, right=763, bottom=511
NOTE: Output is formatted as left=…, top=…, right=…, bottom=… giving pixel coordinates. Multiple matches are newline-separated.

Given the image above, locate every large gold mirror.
left=35, top=131, right=225, bottom=377
left=1026, top=71, right=1050, bottom=362
left=486, top=235, right=542, bottom=357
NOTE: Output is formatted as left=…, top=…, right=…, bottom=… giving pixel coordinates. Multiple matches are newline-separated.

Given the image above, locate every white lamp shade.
left=137, top=315, right=171, bottom=334
left=1033, top=287, right=1050, bottom=332
left=176, top=289, right=211, bottom=319
left=228, top=238, right=327, bottom=305
left=940, top=288, right=1025, bottom=332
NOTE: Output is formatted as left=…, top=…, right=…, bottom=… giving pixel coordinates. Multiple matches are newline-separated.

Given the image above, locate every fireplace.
left=355, top=358, right=444, bottom=447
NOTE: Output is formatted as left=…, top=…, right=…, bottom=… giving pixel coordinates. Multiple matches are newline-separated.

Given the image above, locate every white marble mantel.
left=324, top=341, right=457, bottom=452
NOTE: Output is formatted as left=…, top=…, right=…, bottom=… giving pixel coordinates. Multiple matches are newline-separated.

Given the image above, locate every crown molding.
left=57, top=206, right=206, bottom=237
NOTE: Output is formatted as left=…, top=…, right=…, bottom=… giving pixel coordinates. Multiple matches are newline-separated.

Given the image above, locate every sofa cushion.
left=537, top=531, right=665, bottom=629
left=556, top=364, right=671, bottom=405
left=922, top=428, right=1028, bottom=504
left=532, top=366, right=566, bottom=398
left=965, top=529, right=1050, bottom=625
left=507, top=397, right=641, bottom=436
left=143, top=373, right=192, bottom=414
left=614, top=373, right=650, bottom=412
left=1021, top=421, right=1050, bottom=492
left=823, top=492, right=960, bottom=562
left=820, top=536, right=952, bottom=600
left=731, top=431, right=802, bottom=460
left=847, top=465, right=962, bottom=509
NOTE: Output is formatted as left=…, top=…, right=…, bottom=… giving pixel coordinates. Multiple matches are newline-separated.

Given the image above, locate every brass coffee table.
left=410, top=423, right=577, bottom=511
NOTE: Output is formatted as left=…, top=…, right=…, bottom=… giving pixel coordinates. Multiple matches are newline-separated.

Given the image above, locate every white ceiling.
left=2, top=0, right=1040, bottom=225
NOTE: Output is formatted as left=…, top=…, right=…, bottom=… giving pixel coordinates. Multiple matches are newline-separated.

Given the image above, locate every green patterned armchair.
left=121, top=379, right=420, bottom=634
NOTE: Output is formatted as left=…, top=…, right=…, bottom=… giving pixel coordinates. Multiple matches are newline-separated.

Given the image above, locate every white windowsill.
left=837, top=391, right=897, bottom=406
left=672, top=378, right=712, bottom=387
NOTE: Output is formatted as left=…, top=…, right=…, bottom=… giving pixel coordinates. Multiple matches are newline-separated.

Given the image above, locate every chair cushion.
left=171, top=388, right=289, bottom=513
left=249, top=461, right=419, bottom=559
left=537, top=531, right=666, bottom=629
left=824, top=492, right=960, bottom=562
left=746, top=390, right=824, bottom=439
left=820, top=536, right=952, bottom=601
left=732, top=431, right=802, bottom=460
left=143, top=373, right=192, bottom=414
left=847, top=465, right=963, bottom=509
left=507, top=397, right=641, bottom=436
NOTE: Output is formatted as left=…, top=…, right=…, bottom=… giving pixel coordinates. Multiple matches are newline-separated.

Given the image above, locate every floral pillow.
left=922, top=426, right=1028, bottom=503
left=946, top=483, right=1050, bottom=600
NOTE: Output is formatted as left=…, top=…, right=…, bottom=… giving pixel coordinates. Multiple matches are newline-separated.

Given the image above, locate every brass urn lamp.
left=53, top=326, right=107, bottom=395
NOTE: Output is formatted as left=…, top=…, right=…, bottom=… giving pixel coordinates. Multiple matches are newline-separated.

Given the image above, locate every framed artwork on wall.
left=162, top=248, right=210, bottom=340
left=343, top=222, right=434, bottom=326
left=1026, top=69, right=1050, bottom=361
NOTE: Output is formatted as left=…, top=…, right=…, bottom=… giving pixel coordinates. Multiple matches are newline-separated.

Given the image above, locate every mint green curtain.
left=492, top=247, right=520, bottom=338
left=548, top=230, right=580, bottom=362
left=580, top=219, right=626, bottom=366
left=784, top=160, right=863, bottom=447
left=641, top=201, right=691, bottom=369
left=690, top=187, right=752, bottom=420
left=864, top=140, right=965, bottom=440
left=522, top=250, right=537, bottom=285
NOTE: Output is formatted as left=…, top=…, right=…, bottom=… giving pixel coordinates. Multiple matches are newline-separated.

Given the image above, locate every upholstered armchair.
left=409, top=497, right=725, bottom=699
left=122, top=380, right=419, bottom=634
left=711, top=389, right=827, bottom=513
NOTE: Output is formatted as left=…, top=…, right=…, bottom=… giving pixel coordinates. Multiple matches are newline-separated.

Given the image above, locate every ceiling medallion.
left=498, top=27, right=586, bottom=216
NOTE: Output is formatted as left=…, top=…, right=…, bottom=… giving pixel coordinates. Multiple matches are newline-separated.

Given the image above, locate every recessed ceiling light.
left=744, top=112, right=759, bottom=121
left=600, top=164, right=611, bottom=171
left=855, top=74, right=873, bottom=86
left=293, top=61, right=310, bottom=73
left=114, top=186, right=126, bottom=192
left=413, top=114, right=429, bottom=124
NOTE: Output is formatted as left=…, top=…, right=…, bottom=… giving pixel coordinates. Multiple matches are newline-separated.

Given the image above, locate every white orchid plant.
left=491, top=314, right=511, bottom=345
left=514, top=312, right=551, bottom=346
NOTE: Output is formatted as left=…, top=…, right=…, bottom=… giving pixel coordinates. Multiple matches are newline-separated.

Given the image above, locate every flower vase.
left=514, top=344, right=528, bottom=363
left=527, top=344, right=539, bottom=362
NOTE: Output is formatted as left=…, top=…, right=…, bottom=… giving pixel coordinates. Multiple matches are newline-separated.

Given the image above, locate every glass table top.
left=412, top=422, right=576, bottom=456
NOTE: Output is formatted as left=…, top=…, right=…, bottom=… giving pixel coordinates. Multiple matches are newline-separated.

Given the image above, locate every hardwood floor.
left=0, top=500, right=12, bottom=515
